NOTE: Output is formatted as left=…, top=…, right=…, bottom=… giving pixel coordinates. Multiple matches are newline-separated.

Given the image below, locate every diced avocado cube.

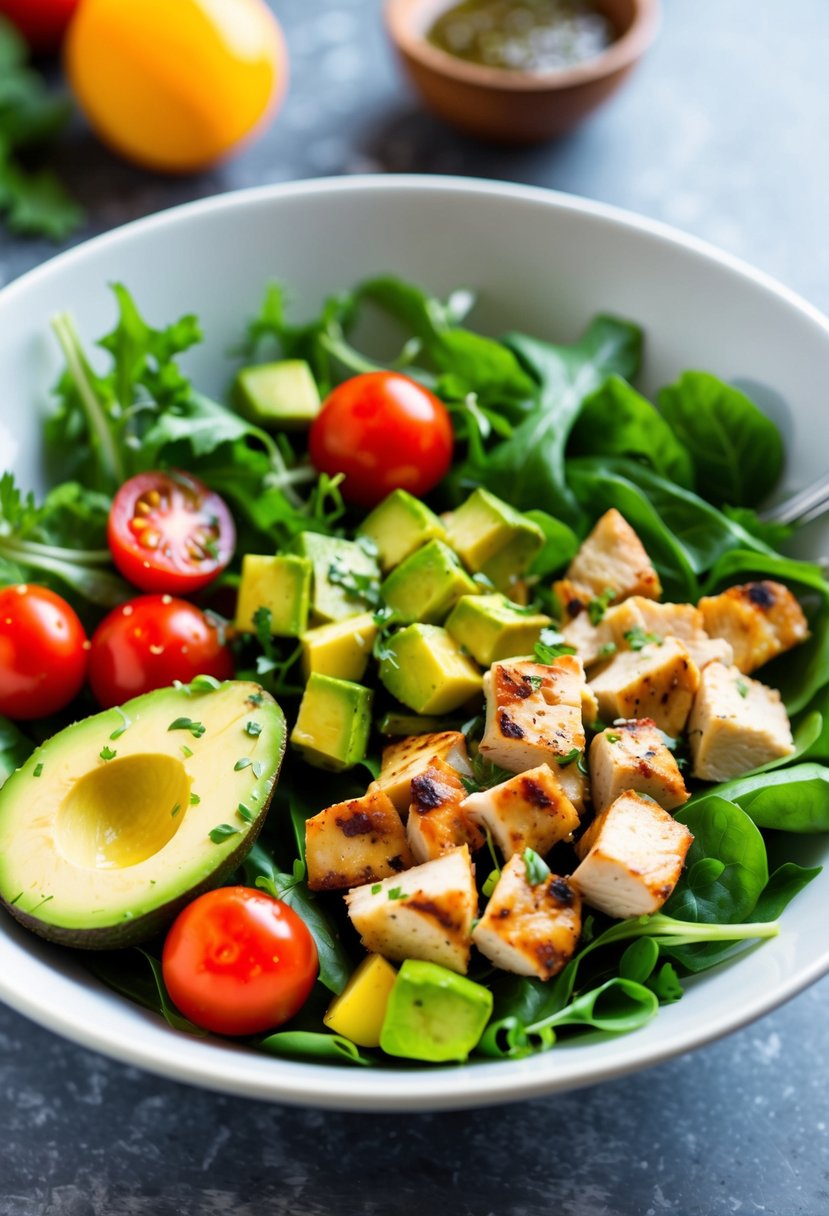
left=291, top=533, right=380, bottom=623
left=290, top=673, right=372, bottom=771
left=234, top=554, right=312, bottom=637
left=233, top=360, right=321, bottom=430
left=445, top=594, right=552, bottom=666
left=379, top=959, right=493, bottom=1063
left=444, top=488, right=545, bottom=593
left=323, top=954, right=398, bottom=1048
left=301, top=612, right=378, bottom=682
left=380, top=539, right=479, bottom=625
left=379, top=624, right=482, bottom=715
left=359, top=489, right=446, bottom=572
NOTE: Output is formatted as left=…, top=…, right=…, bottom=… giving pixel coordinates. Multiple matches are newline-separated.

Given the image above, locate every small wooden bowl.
left=384, top=0, right=661, bottom=144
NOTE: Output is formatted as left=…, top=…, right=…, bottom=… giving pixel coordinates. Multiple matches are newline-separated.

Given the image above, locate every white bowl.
left=1, top=176, right=828, bottom=1111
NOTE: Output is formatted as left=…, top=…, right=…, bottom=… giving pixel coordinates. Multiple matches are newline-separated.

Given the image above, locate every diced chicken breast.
left=345, top=845, right=477, bottom=974
left=687, top=661, right=794, bottom=781
left=571, top=791, right=693, bottom=918
left=553, top=577, right=593, bottom=620
left=603, top=597, right=733, bottom=672
left=560, top=608, right=616, bottom=668
left=406, top=759, right=485, bottom=864
left=698, top=581, right=810, bottom=674
left=371, top=730, right=473, bottom=815
left=589, top=637, right=700, bottom=737
left=305, top=788, right=413, bottom=892
left=565, top=509, right=662, bottom=603
left=462, top=763, right=580, bottom=859
left=589, top=719, right=689, bottom=814
left=479, top=656, right=593, bottom=810
left=473, top=854, right=582, bottom=980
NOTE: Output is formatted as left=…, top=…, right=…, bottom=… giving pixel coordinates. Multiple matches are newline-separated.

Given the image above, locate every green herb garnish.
left=168, top=718, right=206, bottom=738
left=209, top=824, right=240, bottom=844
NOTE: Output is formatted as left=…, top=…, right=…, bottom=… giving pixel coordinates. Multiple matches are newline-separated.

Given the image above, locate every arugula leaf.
left=474, top=316, right=643, bottom=522
left=658, top=371, right=784, bottom=507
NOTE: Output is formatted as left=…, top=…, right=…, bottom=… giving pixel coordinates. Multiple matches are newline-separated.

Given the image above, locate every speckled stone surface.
left=2, top=0, right=829, bottom=1211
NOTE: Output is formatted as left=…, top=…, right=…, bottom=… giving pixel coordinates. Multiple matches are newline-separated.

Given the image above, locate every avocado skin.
left=0, top=681, right=286, bottom=951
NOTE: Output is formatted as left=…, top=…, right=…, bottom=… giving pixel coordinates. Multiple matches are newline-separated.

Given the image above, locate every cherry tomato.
left=88, top=594, right=233, bottom=709
left=108, top=471, right=236, bottom=596
left=0, top=0, right=79, bottom=52
left=65, top=0, right=287, bottom=174
left=162, top=887, right=318, bottom=1036
left=0, top=584, right=88, bottom=720
left=309, top=372, right=454, bottom=508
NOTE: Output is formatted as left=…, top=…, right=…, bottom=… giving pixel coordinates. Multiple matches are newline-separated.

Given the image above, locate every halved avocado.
left=0, top=680, right=285, bottom=949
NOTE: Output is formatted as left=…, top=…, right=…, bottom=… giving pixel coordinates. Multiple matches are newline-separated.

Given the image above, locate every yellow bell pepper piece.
left=323, top=954, right=398, bottom=1048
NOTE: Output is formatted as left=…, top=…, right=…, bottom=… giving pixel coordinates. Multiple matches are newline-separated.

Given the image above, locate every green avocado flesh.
left=0, top=681, right=285, bottom=949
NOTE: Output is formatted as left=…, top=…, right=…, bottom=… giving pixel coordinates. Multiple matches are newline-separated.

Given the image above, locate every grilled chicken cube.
left=305, top=788, right=413, bottom=891
left=605, top=597, right=734, bottom=671
left=687, top=661, right=794, bottom=781
left=371, top=730, right=472, bottom=815
left=698, top=580, right=809, bottom=674
left=407, top=759, right=485, bottom=864
left=462, top=764, right=580, bottom=859
left=589, top=637, right=700, bottom=738
left=560, top=609, right=616, bottom=668
left=571, top=791, right=693, bottom=918
left=564, top=509, right=662, bottom=604
left=479, top=656, right=594, bottom=811
left=473, top=855, right=581, bottom=980
left=345, top=845, right=477, bottom=974
left=589, top=719, right=689, bottom=814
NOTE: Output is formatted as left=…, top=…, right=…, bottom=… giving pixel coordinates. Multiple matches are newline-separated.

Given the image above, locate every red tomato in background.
left=108, top=470, right=236, bottom=596
left=0, top=584, right=88, bottom=720
left=87, top=594, right=233, bottom=708
left=162, top=887, right=319, bottom=1036
left=309, top=371, right=454, bottom=508
left=0, top=0, right=79, bottom=51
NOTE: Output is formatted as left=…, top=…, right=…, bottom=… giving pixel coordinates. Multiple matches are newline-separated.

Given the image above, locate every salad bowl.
left=1, top=175, right=828, bottom=1111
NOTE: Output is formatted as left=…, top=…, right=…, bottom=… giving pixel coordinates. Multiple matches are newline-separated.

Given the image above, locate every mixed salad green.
left=1, top=274, right=828, bottom=1068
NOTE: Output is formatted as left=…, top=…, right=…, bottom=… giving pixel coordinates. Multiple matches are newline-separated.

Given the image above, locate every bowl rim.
left=2, top=173, right=829, bottom=1111
left=384, top=0, right=662, bottom=93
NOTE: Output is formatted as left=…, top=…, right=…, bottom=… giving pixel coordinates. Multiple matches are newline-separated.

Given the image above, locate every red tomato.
left=309, top=372, right=454, bottom=507
left=0, top=584, right=88, bottom=720
left=87, top=594, right=233, bottom=708
left=162, top=887, right=318, bottom=1036
left=0, top=0, right=79, bottom=51
left=108, top=470, right=236, bottom=595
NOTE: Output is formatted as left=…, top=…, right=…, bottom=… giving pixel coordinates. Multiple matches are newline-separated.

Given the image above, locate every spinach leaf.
left=524, top=509, right=580, bottom=577
left=658, top=371, right=784, bottom=507
left=87, top=948, right=208, bottom=1036
left=570, top=375, right=695, bottom=489
left=245, top=845, right=353, bottom=995
left=751, top=863, right=822, bottom=921
left=475, top=316, right=642, bottom=522
left=665, top=797, right=768, bottom=922
left=0, top=716, right=33, bottom=787
left=693, top=763, right=829, bottom=834
left=258, top=1030, right=372, bottom=1066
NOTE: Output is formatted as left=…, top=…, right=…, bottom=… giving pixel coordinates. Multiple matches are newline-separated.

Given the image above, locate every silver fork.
left=760, top=472, right=829, bottom=526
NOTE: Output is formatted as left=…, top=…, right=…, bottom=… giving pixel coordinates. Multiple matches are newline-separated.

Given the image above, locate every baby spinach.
left=259, top=1030, right=372, bottom=1067
left=665, top=797, right=768, bottom=923
left=569, top=374, right=695, bottom=489
left=693, top=764, right=829, bottom=834
left=658, top=371, right=784, bottom=507
left=87, top=949, right=208, bottom=1037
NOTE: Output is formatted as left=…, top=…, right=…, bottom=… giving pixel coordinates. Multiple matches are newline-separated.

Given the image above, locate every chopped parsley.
left=557, top=747, right=580, bottom=766
left=534, top=633, right=577, bottom=664
left=167, top=717, right=206, bottom=738
left=99, top=746, right=117, bottom=761
left=109, top=708, right=132, bottom=740
left=171, top=803, right=181, bottom=818
left=736, top=679, right=749, bottom=698
left=327, top=560, right=381, bottom=608
left=189, top=793, right=200, bottom=806
left=234, top=757, right=252, bottom=772
left=244, top=720, right=262, bottom=737
left=387, top=886, right=406, bottom=901
left=623, top=626, right=662, bottom=651
left=188, top=674, right=222, bottom=693
left=526, top=674, right=544, bottom=690
left=371, top=882, right=383, bottom=894
left=523, top=848, right=551, bottom=886
left=32, top=762, right=43, bottom=778
left=606, top=732, right=621, bottom=743
left=236, top=803, right=255, bottom=824
left=209, top=824, right=240, bottom=844
left=597, top=641, right=618, bottom=660
left=587, top=587, right=616, bottom=626
left=181, top=745, right=194, bottom=759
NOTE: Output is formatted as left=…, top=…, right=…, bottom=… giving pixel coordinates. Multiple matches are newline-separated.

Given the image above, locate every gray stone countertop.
left=2, top=0, right=829, bottom=1211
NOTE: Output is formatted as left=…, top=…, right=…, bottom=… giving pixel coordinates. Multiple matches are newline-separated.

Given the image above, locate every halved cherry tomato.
left=108, top=471, right=236, bottom=596
left=162, top=887, right=318, bottom=1036
left=0, top=0, right=80, bottom=52
left=0, top=584, right=88, bottom=720
left=308, top=371, right=455, bottom=508
left=87, top=594, right=233, bottom=708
